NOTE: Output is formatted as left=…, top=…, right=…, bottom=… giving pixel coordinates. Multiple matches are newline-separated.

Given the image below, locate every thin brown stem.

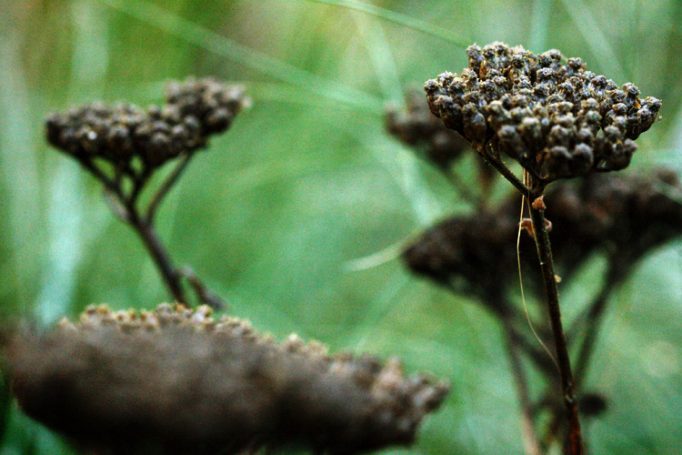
left=79, top=152, right=225, bottom=309
left=538, top=270, right=619, bottom=446
left=178, top=266, right=226, bottom=310
left=80, top=159, right=121, bottom=197
left=528, top=193, right=583, bottom=455
left=573, top=267, right=622, bottom=383
left=501, top=316, right=543, bottom=455
left=127, top=211, right=187, bottom=304
left=103, top=189, right=130, bottom=223
left=495, top=297, right=556, bottom=375
left=146, top=153, right=193, bottom=224
left=445, top=170, right=482, bottom=207
left=86, top=159, right=187, bottom=305
left=477, top=145, right=532, bottom=198
left=128, top=166, right=152, bottom=206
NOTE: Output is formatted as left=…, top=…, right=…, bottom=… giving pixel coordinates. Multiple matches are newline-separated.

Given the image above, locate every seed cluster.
left=45, top=78, right=247, bottom=168
left=425, top=42, right=661, bottom=181
left=7, top=304, right=449, bottom=454
left=386, top=90, right=469, bottom=169
left=403, top=170, right=682, bottom=303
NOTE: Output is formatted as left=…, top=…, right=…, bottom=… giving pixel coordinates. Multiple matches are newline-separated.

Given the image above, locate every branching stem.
left=528, top=185, right=583, bottom=455
left=477, top=145, right=532, bottom=198
left=501, top=316, right=543, bottom=455
left=146, top=153, right=194, bottom=224
left=128, top=212, right=187, bottom=303
left=78, top=156, right=223, bottom=309
left=541, top=265, right=621, bottom=445
left=573, top=267, right=621, bottom=381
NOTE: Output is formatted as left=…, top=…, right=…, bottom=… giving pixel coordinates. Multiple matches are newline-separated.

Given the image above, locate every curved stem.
left=501, top=316, right=543, bottom=455
left=128, top=211, right=187, bottom=304
left=80, top=159, right=121, bottom=197
left=538, top=269, right=619, bottom=446
left=178, top=266, right=226, bottom=310
left=529, top=194, right=583, bottom=455
left=477, top=145, right=532, bottom=198
left=573, top=266, right=622, bottom=383
left=128, top=166, right=152, bottom=206
left=146, top=153, right=193, bottom=224
left=82, top=155, right=225, bottom=309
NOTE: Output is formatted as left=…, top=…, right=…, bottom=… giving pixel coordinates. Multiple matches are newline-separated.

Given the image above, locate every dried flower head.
left=403, top=170, right=682, bottom=302
left=425, top=42, right=661, bottom=181
left=46, top=78, right=248, bottom=168
left=5, top=304, right=449, bottom=454
left=386, top=90, right=469, bottom=169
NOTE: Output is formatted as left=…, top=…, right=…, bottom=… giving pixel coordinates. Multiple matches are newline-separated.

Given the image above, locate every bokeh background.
left=1, top=0, right=681, bottom=453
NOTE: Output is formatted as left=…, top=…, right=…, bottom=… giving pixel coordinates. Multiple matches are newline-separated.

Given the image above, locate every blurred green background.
left=1, top=0, right=681, bottom=453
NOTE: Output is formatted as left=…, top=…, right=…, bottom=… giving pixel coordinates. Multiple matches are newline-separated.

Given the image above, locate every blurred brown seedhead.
left=46, top=78, right=247, bottom=168
left=421, top=43, right=663, bottom=454
left=386, top=90, right=496, bottom=206
left=386, top=90, right=469, bottom=170
left=404, top=170, right=682, bottom=304
left=402, top=169, right=682, bottom=451
left=43, top=78, right=249, bottom=309
left=425, top=42, right=661, bottom=182
left=6, top=304, right=449, bottom=455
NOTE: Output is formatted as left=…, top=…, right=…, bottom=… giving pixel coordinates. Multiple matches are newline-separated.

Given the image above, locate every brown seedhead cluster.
left=1, top=29, right=672, bottom=453
left=425, top=42, right=661, bottom=181
left=7, top=304, right=449, bottom=454
left=386, top=90, right=469, bottom=170
left=386, top=40, right=667, bottom=455
left=46, top=78, right=247, bottom=168
left=404, top=170, right=682, bottom=306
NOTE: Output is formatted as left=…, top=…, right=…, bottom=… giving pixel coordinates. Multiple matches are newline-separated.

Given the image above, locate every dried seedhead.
left=46, top=78, right=248, bottom=168
left=386, top=90, right=469, bottom=170
left=43, top=78, right=247, bottom=309
left=403, top=170, right=682, bottom=304
left=5, top=304, right=449, bottom=454
left=425, top=42, right=661, bottom=182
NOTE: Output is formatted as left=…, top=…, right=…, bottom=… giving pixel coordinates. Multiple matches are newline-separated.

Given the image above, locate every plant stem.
left=446, top=171, right=482, bottom=207
left=573, top=268, right=621, bottom=382
left=528, top=194, right=583, bottom=455
left=541, top=267, right=621, bottom=446
left=477, top=145, right=531, bottom=198
left=538, top=272, right=618, bottom=446
left=501, top=317, right=543, bottom=455
left=128, top=211, right=187, bottom=304
left=178, top=266, right=226, bottom=309
left=80, top=155, right=224, bottom=309
left=146, top=153, right=193, bottom=224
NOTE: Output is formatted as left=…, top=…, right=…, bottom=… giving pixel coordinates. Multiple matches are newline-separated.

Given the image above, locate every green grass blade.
left=0, top=16, right=42, bottom=310
left=558, top=0, right=627, bottom=81
left=352, top=14, right=403, bottom=103
left=96, top=0, right=384, bottom=113
left=529, top=0, right=551, bottom=51
left=304, top=0, right=470, bottom=48
left=36, top=0, right=108, bottom=324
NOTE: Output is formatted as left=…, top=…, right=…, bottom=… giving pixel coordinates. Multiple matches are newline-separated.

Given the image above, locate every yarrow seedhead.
left=45, top=78, right=248, bottom=168
left=403, top=170, right=682, bottom=302
left=386, top=90, right=469, bottom=169
left=425, top=42, right=661, bottom=182
left=5, top=303, right=449, bottom=454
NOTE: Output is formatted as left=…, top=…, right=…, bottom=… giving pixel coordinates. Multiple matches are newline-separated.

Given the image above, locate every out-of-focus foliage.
left=0, top=0, right=681, bottom=453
